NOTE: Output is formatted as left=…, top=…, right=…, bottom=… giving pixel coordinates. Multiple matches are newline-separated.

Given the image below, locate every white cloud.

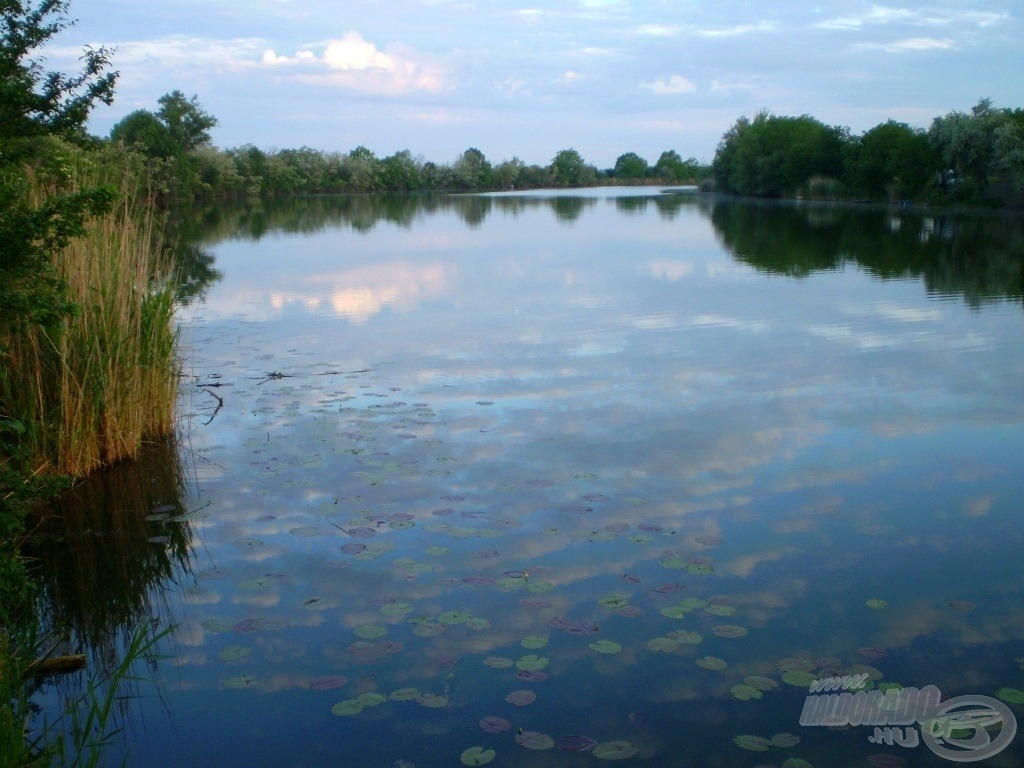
left=260, top=32, right=450, bottom=95
left=635, top=24, right=683, bottom=37
left=698, top=21, right=776, bottom=38
left=642, top=74, right=697, bottom=95
left=817, top=5, right=916, bottom=30
left=855, top=37, right=957, bottom=54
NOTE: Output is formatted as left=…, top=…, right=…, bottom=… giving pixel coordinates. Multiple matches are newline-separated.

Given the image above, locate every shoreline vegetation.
left=1, top=0, right=1023, bottom=765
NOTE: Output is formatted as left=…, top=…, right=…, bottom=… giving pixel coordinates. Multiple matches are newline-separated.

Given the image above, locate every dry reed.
left=1, top=152, right=179, bottom=477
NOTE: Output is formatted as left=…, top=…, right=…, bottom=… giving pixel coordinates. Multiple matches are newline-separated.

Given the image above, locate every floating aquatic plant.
left=592, top=741, right=640, bottom=760
left=589, top=640, right=622, bottom=654
left=515, top=731, right=554, bottom=750
left=460, top=747, right=496, bottom=765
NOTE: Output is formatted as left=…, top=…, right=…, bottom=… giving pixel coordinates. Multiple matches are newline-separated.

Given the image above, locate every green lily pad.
left=330, top=699, right=363, bottom=716
left=200, top=618, right=235, bottom=634
left=354, top=624, right=388, bottom=639
left=593, top=741, right=640, bottom=760
left=704, top=603, right=736, bottom=616
left=516, top=654, right=550, bottom=671
left=733, top=734, right=770, bottom=752
left=660, top=556, right=687, bottom=569
left=782, top=759, right=814, bottom=768
left=696, top=656, right=728, bottom=670
left=667, top=629, right=703, bottom=645
left=497, top=577, right=527, bottom=590
left=660, top=605, right=690, bottom=619
left=866, top=598, right=888, bottom=609
left=771, top=733, right=801, bottom=748
left=379, top=601, right=414, bottom=617
left=389, top=687, right=421, bottom=701
left=465, top=617, right=492, bottom=630
left=685, top=562, right=713, bottom=575
left=995, top=687, right=1024, bottom=704
left=731, top=684, right=763, bottom=700
left=526, top=581, right=555, bottom=594
left=521, top=635, right=549, bottom=649
left=439, top=610, right=472, bottom=625
left=515, top=731, right=554, bottom=750
left=356, top=692, right=387, bottom=707
left=425, top=546, right=450, bottom=556
left=646, top=637, right=680, bottom=653
left=599, top=596, right=629, bottom=608
left=781, top=670, right=818, bottom=687
left=745, top=675, right=778, bottom=691
left=589, top=640, right=622, bottom=654
left=460, top=747, right=496, bottom=766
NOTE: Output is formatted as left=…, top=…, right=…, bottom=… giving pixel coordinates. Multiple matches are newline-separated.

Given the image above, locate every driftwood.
left=29, top=654, right=86, bottom=677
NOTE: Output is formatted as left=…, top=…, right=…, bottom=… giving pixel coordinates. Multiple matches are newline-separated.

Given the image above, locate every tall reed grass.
left=1, top=149, right=179, bottom=477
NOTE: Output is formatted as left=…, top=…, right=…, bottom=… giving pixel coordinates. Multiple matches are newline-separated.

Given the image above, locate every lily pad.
left=731, top=684, right=763, bottom=701
left=667, top=629, right=703, bottom=645
left=521, top=635, right=549, bottom=649
left=598, top=596, right=629, bottom=608
left=593, top=741, right=640, bottom=760
left=516, top=654, right=550, bottom=671
left=704, top=603, right=736, bottom=616
left=646, top=637, right=680, bottom=653
left=460, top=747, right=496, bottom=766
left=711, top=625, right=749, bottom=638
left=557, top=735, right=598, bottom=752
left=483, top=656, right=514, bottom=669
left=417, top=693, right=448, bottom=708
left=771, top=732, right=801, bottom=748
left=308, top=675, right=348, bottom=691
left=515, top=731, right=554, bottom=750
left=745, top=675, right=779, bottom=691
left=866, top=598, right=888, bottom=609
left=782, top=759, right=814, bottom=768
left=696, top=656, right=728, bottom=670
left=733, top=734, right=770, bottom=752
left=479, top=716, right=512, bottom=733
left=201, top=618, right=235, bottom=634
left=995, top=687, right=1024, bottom=704
left=356, top=692, right=387, bottom=707
left=782, top=670, right=818, bottom=687
left=413, top=622, right=444, bottom=637
left=379, top=601, right=413, bottom=617
left=389, top=687, right=421, bottom=701
left=439, top=610, right=472, bottom=625
left=589, top=640, right=623, bottom=654
left=506, top=689, right=536, bottom=706
left=465, top=617, right=492, bottom=630
left=330, top=699, right=363, bottom=716
left=354, top=624, right=388, bottom=639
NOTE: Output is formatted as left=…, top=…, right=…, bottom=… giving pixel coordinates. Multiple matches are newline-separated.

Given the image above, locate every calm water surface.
left=38, top=191, right=1024, bottom=767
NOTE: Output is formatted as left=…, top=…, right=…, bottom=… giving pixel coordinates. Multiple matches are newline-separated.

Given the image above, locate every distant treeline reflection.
left=170, top=193, right=1024, bottom=309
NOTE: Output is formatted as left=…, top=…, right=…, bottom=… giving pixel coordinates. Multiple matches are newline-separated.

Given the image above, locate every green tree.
left=848, top=120, right=938, bottom=200
left=713, top=111, right=847, bottom=198
left=613, top=152, right=649, bottom=180
left=1, top=0, right=118, bottom=330
left=454, top=147, right=492, bottom=190
left=493, top=157, right=524, bottom=190
left=549, top=148, right=594, bottom=187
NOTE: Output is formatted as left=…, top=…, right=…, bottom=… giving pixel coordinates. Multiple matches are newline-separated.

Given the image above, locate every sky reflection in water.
left=108, top=193, right=1024, bottom=766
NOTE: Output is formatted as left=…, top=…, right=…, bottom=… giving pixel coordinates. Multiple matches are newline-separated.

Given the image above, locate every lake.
left=34, top=190, right=1024, bottom=767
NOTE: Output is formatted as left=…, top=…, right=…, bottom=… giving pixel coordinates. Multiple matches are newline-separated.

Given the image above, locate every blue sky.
left=49, top=0, right=1023, bottom=168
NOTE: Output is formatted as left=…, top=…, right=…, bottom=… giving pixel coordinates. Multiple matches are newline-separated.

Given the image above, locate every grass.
left=0, top=148, right=179, bottom=477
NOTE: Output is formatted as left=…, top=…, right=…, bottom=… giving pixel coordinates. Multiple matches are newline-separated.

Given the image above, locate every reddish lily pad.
left=308, top=675, right=348, bottom=691
left=480, top=716, right=512, bottom=733
left=557, top=735, right=598, bottom=752
left=506, top=689, right=536, bottom=706
left=482, top=656, right=514, bottom=669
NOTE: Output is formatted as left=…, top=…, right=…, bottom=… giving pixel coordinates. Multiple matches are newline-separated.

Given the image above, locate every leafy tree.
left=157, top=90, right=217, bottom=154
left=654, top=151, right=706, bottom=184
left=493, top=157, right=525, bottom=190
left=380, top=150, right=421, bottom=191
left=713, top=111, right=847, bottom=197
left=613, top=152, right=649, bottom=180
left=848, top=120, right=938, bottom=200
left=453, top=147, right=492, bottom=190
left=344, top=145, right=382, bottom=192
left=549, top=148, right=595, bottom=187
left=1, top=0, right=118, bottom=330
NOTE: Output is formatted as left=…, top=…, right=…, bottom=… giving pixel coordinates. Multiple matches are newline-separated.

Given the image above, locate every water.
left=36, top=191, right=1024, bottom=767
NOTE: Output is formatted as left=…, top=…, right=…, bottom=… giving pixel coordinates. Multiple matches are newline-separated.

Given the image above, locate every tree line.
left=108, top=92, right=709, bottom=199
left=710, top=100, right=1024, bottom=207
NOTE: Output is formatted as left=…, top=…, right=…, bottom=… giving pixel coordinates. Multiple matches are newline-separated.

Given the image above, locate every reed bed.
left=1, top=152, right=179, bottom=477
